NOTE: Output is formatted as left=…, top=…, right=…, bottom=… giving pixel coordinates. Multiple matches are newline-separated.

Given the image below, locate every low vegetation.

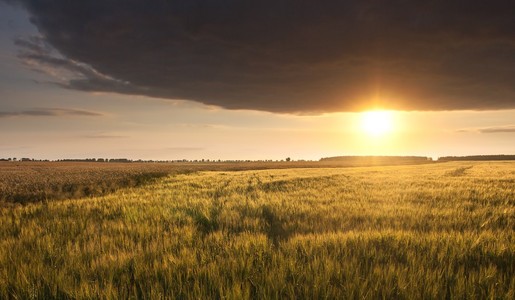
left=0, top=162, right=175, bottom=204
left=0, top=161, right=514, bottom=298
left=0, top=159, right=434, bottom=204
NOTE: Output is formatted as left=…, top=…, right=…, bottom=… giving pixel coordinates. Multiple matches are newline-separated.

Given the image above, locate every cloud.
left=0, top=145, right=31, bottom=151
left=82, top=133, right=126, bottom=139
left=0, top=108, right=104, bottom=118
left=478, top=125, right=515, bottom=133
left=457, top=125, right=515, bottom=133
left=6, top=0, right=515, bottom=113
left=166, top=147, right=205, bottom=152
left=14, top=36, right=139, bottom=93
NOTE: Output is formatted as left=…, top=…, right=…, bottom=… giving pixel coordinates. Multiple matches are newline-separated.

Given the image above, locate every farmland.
left=0, top=161, right=514, bottom=298
left=0, top=158, right=432, bottom=204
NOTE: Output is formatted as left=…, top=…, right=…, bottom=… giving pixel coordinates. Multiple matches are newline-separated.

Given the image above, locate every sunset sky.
left=1, top=1, right=514, bottom=160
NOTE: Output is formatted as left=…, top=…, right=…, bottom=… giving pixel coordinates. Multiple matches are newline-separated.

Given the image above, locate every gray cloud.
left=478, top=125, right=515, bottom=133
left=82, top=133, right=126, bottom=139
left=0, top=108, right=104, bottom=118
left=166, top=147, right=205, bottom=152
left=457, top=125, right=515, bottom=133
left=0, top=145, right=31, bottom=151
left=14, top=36, right=139, bottom=93
left=6, top=0, right=515, bottom=113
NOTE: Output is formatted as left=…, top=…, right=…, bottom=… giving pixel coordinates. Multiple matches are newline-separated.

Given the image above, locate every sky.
left=0, top=1, right=514, bottom=161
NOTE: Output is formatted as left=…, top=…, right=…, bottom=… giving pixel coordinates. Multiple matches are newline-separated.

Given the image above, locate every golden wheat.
left=0, top=161, right=513, bottom=298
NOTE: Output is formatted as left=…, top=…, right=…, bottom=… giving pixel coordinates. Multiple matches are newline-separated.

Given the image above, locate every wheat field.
left=0, top=161, right=514, bottom=299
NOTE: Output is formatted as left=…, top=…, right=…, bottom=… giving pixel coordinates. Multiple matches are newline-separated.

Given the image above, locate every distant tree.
left=285, top=157, right=291, bottom=162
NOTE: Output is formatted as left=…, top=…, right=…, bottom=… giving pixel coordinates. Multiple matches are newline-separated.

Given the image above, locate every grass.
left=0, top=160, right=433, bottom=204
left=0, top=162, right=175, bottom=204
left=0, top=161, right=514, bottom=298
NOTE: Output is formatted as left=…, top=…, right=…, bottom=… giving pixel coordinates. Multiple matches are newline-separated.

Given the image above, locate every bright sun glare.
left=361, top=110, right=394, bottom=137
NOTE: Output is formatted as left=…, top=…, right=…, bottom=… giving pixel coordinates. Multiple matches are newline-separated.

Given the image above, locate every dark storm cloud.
left=6, top=0, right=515, bottom=113
left=0, top=108, right=104, bottom=118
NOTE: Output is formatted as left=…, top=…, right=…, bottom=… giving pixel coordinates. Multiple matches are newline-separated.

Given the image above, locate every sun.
left=361, top=110, right=394, bottom=137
